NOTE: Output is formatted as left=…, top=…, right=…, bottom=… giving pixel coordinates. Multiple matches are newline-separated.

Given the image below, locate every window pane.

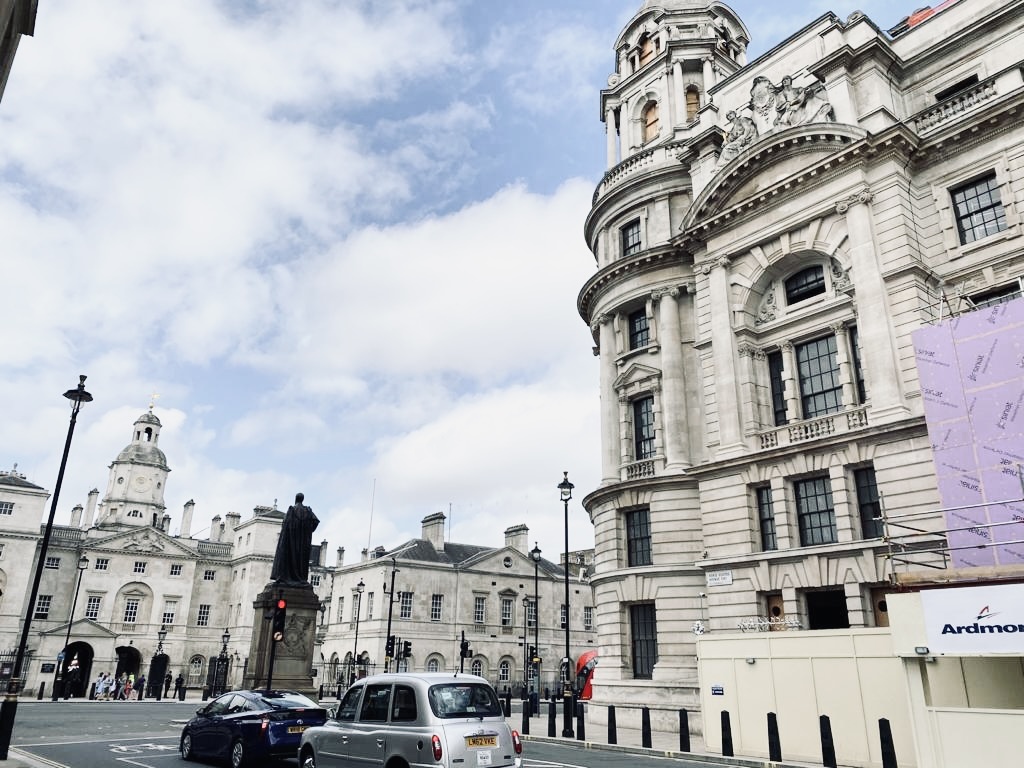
left=855, top=467, right=883, bottom=539
left=633, top=397, right=655, bottom=459
left=796, top=336, right=842, bottom=418
left=626, top=508, right=652, bottom=566
left=952, top=173, right=1007, bottom=244
left=795, top=477, right=837, bottom=546
left=756, top=487, right=777, bottom=551
left=622, top=220, right=641, bottom=257
left=784, top=266, right=825, bottom=304
left=628, top=309, right=649, bottom=350
left=630, top=603, right=658, bottom=679
left=767, top=350, right=787, bottom=426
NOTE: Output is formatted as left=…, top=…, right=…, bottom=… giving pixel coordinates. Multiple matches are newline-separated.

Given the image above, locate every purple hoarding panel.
left=912, top=296, right=1024, bottom=568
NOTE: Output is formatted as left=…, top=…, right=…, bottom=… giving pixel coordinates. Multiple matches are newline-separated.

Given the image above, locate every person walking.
left=173, top=673, right=184, bottom=700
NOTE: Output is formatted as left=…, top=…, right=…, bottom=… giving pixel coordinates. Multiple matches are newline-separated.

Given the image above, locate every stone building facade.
left=1, top=407, right=596, bottom=700
left=578, top=0, right=1024, bottom=739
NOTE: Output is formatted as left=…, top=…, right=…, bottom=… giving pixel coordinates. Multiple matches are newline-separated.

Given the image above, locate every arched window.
left=784, top=265, right=826, bottom=304
left=642, top=102, right=660, bottom=143
left=188, top=655, right=204, bottom=686
left=499, top=661, right=511, bottom=682
left=639, top=35, right=656, bottom=67
left=471, top=659, right=483, bottom=677
left=685, top=88, right=700, bottom=122
left=426, top=658, right=440, bottom=673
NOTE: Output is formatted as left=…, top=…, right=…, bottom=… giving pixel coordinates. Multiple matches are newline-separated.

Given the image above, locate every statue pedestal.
left=243, top=583, right=320, bottom=699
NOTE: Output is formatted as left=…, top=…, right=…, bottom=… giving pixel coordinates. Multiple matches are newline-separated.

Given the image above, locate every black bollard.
left=641, top=706, right=652, bottom=749
left=179, top=686, right=186, bottom=701
left=318, top=684, right=323, bottom=700
left=503, top=690, right=511, bottom=718
left=820, top=715, right=837, bottom=768
left=767, top=712, right=782, bottom=762
left=522, top=706, right=530, bottom=735
left=608, top=704, right=617, bottom=745
left=548, top=698, right=556, bottom=737
left=201, top=687, right=209, bottom=702
left=721, top=710, right=734, bottom=757
left=90, top=683, right=97, bottom=701
left=575, top=701, right=585, bottom=741
left=36, top=683, right=44, bottom=701
left=879, top=718, right=898, bottom=768
left=679, top=709, right=690, bottom=752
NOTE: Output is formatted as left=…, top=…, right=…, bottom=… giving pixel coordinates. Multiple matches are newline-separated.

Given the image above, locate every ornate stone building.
left=0, top=408, right=333, bottom=696
left=578, top=0, right=1024, bottom=754
left=0, top=0, right=36, bottom=105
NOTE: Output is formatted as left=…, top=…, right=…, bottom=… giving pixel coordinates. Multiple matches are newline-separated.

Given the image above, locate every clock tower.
left=96, top=407, right=170, bottom=530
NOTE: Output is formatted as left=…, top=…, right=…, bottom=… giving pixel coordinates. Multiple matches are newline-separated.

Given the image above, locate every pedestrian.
left=123, top=674, right=133, bottom=701
left=95, top=673, right=108, bottom=700
left=174, top=673, right=184, bottom=700
left=136, top=674, right=146, bottom=701
left=164, top=672, right=173, bottom=699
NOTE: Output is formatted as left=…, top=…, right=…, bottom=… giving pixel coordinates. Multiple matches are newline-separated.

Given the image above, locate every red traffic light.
left=276, top=598, right=287, bottom=610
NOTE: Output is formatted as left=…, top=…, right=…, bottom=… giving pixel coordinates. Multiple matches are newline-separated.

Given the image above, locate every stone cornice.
left=808, top=37, right=903, bottom=81
left=577, top=246, right=691, bottom=323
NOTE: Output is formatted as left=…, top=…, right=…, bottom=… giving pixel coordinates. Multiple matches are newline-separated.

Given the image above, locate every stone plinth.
left=242, top=583, right=319, bottom=698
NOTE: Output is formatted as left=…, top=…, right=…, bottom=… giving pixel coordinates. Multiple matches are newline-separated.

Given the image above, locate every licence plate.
left=465, top=736, right=497, bottom=748
left=287, top=726, right=308, bottom=734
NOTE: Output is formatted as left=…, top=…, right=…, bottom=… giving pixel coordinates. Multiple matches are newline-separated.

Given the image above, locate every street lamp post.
left=215, top=629, right=230, bottom=696
left=154, top=625, right=167, bottom=700
left=530, top=542, right=541, bottom=715
left=558, top=471, right=574, bottom=738
left=351, top=579, right=364, bottom=684
left=53, top=554, right=89, bottom=701
left=521, top=597, right=529, bottom=710
left=0, top=376, right=92, bottom=760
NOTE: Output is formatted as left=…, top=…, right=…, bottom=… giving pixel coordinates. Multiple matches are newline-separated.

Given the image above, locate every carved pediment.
left=614, top=362, right=661, bottom=391
left=87, top=526, right=199, bottom=558
left=462, top=547, right=535, bottom=575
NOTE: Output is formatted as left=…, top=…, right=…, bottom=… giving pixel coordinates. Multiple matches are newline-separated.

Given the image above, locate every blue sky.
left=2, top=0, right=910, bottom=561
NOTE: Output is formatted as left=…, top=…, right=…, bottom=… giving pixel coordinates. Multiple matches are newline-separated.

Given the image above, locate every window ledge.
left=951, top=224, right=1019, bottom=260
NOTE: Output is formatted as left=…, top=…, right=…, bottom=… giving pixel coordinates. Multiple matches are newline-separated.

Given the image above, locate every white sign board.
left=705, top=570, right=733, bottom=587
left=921, top=583, right=1024, bottom=654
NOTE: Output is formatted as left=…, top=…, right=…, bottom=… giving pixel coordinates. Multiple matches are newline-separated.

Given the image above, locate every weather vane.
left=149, top=392, right=160, bottom=412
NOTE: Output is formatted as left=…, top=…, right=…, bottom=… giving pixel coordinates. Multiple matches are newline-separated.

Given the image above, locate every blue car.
left=180, top=689, right=328, bottom=768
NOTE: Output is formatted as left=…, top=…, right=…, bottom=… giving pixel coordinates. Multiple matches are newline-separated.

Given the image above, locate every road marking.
left=16, top=735, right=179, bottom=747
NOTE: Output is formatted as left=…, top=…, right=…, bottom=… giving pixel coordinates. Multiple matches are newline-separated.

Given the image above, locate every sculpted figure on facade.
left=716, top=73, right=835, bottom=173
left=716, top=109, right=758, bottom=168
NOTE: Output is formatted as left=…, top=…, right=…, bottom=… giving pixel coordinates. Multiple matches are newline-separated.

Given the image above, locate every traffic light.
left=401, top=640, right=413, bottom=659
left=385, top=635, right=395, bottom=657
left=460, top=638, right=471, bottom=659
left=272, top=598, right=287, bottom=641
left=529, top=646, right=540, bottom=664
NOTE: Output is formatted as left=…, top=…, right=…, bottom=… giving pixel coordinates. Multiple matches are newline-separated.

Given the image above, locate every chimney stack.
left=180, top=500, right=195, bottom=538
left=70, top=504, right=83, bottom=529
left=421, top=512, right=446, bottom=552
left=504, top=524, right=529, bottom=555
left=84, top=489, right=99, bottom=528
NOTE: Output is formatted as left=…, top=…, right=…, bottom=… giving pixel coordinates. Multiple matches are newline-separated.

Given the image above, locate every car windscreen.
left=427, top=683, right=502, bottom=718
left=258, top=692, right=319, bottom=710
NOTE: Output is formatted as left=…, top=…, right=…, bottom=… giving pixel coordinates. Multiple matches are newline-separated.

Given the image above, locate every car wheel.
left=230, top=739, right=247, bottom=768
left=300, top=748, right=316, bottom=768
left=180, top=732, right=194, bottom=761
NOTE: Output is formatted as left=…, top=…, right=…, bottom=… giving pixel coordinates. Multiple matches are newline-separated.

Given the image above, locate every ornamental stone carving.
left=830, top=260, right=852, bottom=292
left=755, top=285, right=778, bottom=326
left=835, top=188, right=874, bottom=214
left=716, top=73, right=835, bottom=172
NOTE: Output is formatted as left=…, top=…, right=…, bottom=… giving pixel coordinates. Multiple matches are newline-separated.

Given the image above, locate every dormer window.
left=784, top=266, right=825, bottom=304
left=642, top=102, right=660, bottom=143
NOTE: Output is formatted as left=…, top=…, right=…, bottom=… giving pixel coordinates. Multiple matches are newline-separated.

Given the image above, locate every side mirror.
left=196, top=706, right=207, bottom=717
left=326, top=706, right=337, bottom=720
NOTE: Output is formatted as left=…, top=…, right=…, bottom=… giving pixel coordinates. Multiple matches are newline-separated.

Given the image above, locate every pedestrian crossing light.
left=402, top=640, right=413, bottom=659
left=385, top=635, right=396, bottom=657
left=272, top=598, right=287, bottom=641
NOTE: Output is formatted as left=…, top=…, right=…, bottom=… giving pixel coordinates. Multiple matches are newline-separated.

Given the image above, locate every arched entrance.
left=115, top=645, right=142, bottom=681
left=59, top=641, right=94, bottom=698
left=147, top=653, right=170, bottom=698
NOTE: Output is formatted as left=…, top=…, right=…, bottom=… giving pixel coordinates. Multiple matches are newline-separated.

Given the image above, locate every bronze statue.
left=271, top=492, right=320, bottom=585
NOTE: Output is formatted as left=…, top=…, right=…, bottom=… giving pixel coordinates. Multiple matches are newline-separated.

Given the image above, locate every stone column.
left=673, top=61, right=685, bottom=125
left=832, top=321, right=857, bottom=408
left=736, top=342, right=763, bottom=435
left=702, top=56, right=715, bottom=91
left=597, top=315, right=620, bottom=483
left=704, top=257, right=743, bottom=456
left=605, top=105, right=618, bottom=168
left=654, top=287, right=690, bottom=469
left=781, top=341, right=799, bottom=421
left=837, top=190, right=907, bottom=420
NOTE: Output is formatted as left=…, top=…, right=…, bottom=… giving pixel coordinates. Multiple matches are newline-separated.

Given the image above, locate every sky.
left=1, top=0, right=910, bottom=564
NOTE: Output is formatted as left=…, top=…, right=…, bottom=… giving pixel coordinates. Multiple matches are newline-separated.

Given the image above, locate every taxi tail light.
left=431, top=734, right=443, bottom=761
left=512, top=730, right=522, bottom=755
